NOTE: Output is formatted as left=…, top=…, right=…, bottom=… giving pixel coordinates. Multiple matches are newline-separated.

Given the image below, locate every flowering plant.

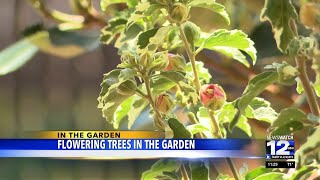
left=0, top=0, right=319, bottom=179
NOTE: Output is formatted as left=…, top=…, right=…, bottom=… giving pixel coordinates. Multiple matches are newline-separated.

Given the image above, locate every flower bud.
left=116, top=79, right=137, bottom=96
left=140, top=52, right=152, bottom=67
left=183, top=21, right=200, bottom=45
left=149, top=52, right=169, bottom=72
left=168, top=3, right=190, bottom=24
left=119, top=53, right=137, bottom=68
left=277, top=62, right=298, bottom=86
left=155, top=93, right=175, bottom=114
left=200, top=84, right=226, bottom=111
left=165, top=53, right=186, bottom=71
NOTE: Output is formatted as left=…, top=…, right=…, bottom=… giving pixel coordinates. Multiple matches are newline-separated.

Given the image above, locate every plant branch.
left=180, top=163, right=190, bottom=180
left=178, top=24, right=201, bottom=92
left=29, top=0, right=84, bottom=23
left=226, top=157, right=240, bottom=180
left=208, top=109, right=241, bottom=179
left=296, top=56, right=320, bottom=116
left=29, top=0, right=106, bottom=29
left=135, top=88, right=148, bottom=99
left=143, top=76, right=165, bottom=130
left=208, top=109, right=222, bottom=138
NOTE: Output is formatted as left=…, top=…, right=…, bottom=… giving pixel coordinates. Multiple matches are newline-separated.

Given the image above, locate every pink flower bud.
left=200, top=84, right=226, bottom=111
left=155, top=93, right=175, bottom=114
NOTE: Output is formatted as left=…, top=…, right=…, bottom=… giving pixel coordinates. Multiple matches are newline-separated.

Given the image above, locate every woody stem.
left=143, top=76, right=165, bottom=131
left=296, top=56, right=320, bottom=116
left=179, top=24, right=201, bottom=92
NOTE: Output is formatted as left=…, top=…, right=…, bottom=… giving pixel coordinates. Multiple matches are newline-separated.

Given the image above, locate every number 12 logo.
left=267, top=140, right=291, bottom=155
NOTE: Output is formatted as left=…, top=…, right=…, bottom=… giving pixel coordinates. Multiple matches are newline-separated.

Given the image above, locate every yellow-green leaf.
left=0, top=37, right=38, bottom=76
left=260, top=0, right=298, bottom=52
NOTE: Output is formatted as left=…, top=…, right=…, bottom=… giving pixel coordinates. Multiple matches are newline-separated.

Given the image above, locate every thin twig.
left=143, top=76, right=165, bottom=130
left=296, top=56, right=320, bottom=116
left=178, top=24, right=201, bottom=92
left=180, top=163, right=190, bottom=180
left=208, top=109, right=222, bottom=138
left=226, top=157, right=240, bottom=180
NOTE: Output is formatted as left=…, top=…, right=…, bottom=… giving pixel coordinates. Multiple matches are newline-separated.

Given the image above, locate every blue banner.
left=0, top=139, right=254, bottom=150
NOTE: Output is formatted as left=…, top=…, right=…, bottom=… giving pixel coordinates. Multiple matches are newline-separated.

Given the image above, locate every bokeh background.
left=0, top=0, right=310, bottom=179
left=0, top=1, right=157, bottom=179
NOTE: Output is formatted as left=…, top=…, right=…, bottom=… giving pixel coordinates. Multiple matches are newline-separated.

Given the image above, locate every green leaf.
left=168, top=118, right=192, bottom=138
left=98, top=70, right=121, bottom=103
left=296, top=78, right=304, bottom=94
left=187, top=124, right=210, bottom=135
left=260, top=0, right=298, bottom=52
left=271, top=121, right=305, bottom=136
left=98, top=69, right=137, bottom=124
left=186, top=61, right=212, bottom=83
left=245, top=166, right=273, bottom=180
left=245, top=98, right=277, bottom=123
left=188, top=0, right=230, bottom=25
left=197, top=107, right=216, bottom=138
left=239, top=163, right=249, bottom=178
left=254, top=172, right=288, bottom=180
left=236, top=116, right=252, bottom=137
left=296, top=126, right=320, bottom=167
left=137, top=27, right=171, bottom=49
left=100, top=0, right=137, bottom=11
left=290, top=166, right=317, bottom=180
left=0, top=37, right=38, bottom=75
left=137, top=28, right=159, bottom=49
left=270, top=108, right=308, bottom=135
left=127, top=96, right=149, bottom=129
left=287, top=36, right=314, bottom=57
left=123, top=23, right=143, bottom=41
left=239, top=72, right=278, bottom=111
left=113, top=92, right=149, bottom=129
left=265, top=62, right=298, bottom=86
left=101, top=85, right=134, bottom=124
left=126, top=0, right=138, bottom=7
left=271, top=108, right=307, bottom=128
left=211, top=47, right=250, bottom=67
left=313, top=83, right=320, bottom=97
left=113, top=96, right=133, bottom=129
left=141, top=159, right=181, bottom=180
left=155, top=71, right=198, bottom=104
left=249, top=97, right=271, bottom=109
left=100, top=18, right=127, bottom=44
left=217, top=173, right=232, bottom=180
left=250, top=106, right=278, bottom=123
left=118, top=68, right=138, bottom=81
left=150, top=76, right=176, bottom=94
left=126, top=2, right=152, bottom=26
left=217, top=103, right=237, bottom=123
left=149, top=26, right=171, bottom=46
left=189, top=161, right=209, bottom=180
left=156, top=171, right=180, bottom=180
left=230, top=72, right=279, bottom=131
left=48, top=28, right=99, bottom=52
left=28, top=28, right=99, bottom=58
left=196, top=29, right=257, bottom=66
left=217, top=103, right=252, bottom=137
